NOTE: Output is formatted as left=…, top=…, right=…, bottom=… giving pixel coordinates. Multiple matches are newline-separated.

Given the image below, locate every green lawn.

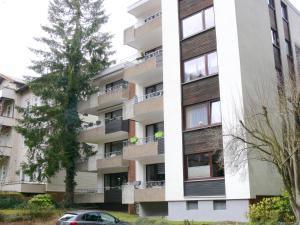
left=0, top=209, right=245, bottom=225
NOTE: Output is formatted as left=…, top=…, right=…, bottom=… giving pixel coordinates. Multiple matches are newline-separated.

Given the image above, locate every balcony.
left=74, top=188, right=104, bottom=204
left=128, top=0, right=161, bottom=18
left=97, top=152, right=129, bottom=172
left=0, top=88, right=16, bottom=100
left=0, top=182, right=46, bottom=193
left=122, top=181, right=165, bottom=203
left=123, top=137, right=164, bottom=163
left=123, top=90, right=163, bottom=124
left=124, top=49, right=163, bottom=86
left=0, top=145, right=12, bottom=157
left=78, top=84, right=129, bottom=115
left=124, top=12, right=162, bottom=51
left=77, top=155, right=98, bottom=172
left=79, top=118, right=128, bottom=144
left=0, top=116, right=15, bottom=127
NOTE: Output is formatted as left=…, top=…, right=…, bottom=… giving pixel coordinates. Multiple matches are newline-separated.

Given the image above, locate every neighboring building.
left=0, top=73, right=97, bottom=197
left=78, top=0, right=300, bottom=222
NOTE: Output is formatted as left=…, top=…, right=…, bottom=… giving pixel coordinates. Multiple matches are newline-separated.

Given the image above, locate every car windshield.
left=60, top=213, right=77, bottom=221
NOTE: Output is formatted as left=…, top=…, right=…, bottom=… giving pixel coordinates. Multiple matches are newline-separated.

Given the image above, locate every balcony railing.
left=126, top=49, right=163, bottom=68
left=127, top=180, right=165, bottom=189
left=98, top=83, right=128, bottom=96
left=105, top=116, right=129, bottom=134
left=124, top=136, right=163, bottom=146
left=104, top=150, right=123, bottom=159
left=134, top=11, right=162, bottom=28
left=126, top=90, right=163, bottom=106
left=82, top=121, right=102, bottom=130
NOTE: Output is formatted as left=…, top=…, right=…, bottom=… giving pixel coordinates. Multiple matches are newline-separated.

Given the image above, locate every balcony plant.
left=154, top=131, right=164, bottom=139
left=130, top=136, right=139, bottom=144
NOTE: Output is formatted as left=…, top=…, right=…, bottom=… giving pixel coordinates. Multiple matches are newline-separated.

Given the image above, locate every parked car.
left=56, top=211, right=130, bottom=225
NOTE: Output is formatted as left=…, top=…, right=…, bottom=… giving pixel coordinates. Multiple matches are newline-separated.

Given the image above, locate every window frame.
left=181, top=6, right=215, bottom=40
left=184, top=99, right=221, bottom=131
left=183, top=51, right=218, bottom=83
left=184, top=151, right=224, bottom=181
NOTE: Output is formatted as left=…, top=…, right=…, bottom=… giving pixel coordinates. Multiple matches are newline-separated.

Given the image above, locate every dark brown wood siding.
left=183, top=126, right=223, bottom=155
left=179, top=0, right=213, bottom=19
left=184, top=179, right=225, bottom=196
left=182, top=75, right=220, bottom=106
left=181, top=29, right=216, bottom=61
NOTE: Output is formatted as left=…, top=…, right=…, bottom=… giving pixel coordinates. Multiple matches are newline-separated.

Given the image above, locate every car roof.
left=65, top=210, right=110, bottom=215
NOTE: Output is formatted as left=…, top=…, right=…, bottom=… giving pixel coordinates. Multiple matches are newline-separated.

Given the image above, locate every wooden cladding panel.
left=181, top=29, right=217, bottom=61
left=184, top=179, right=225, bottom=196
left=182, top=76, right=220, bottom=106
left=179, top=0, right=213, bottom=19
left=183, top=126, right=223, bottom=155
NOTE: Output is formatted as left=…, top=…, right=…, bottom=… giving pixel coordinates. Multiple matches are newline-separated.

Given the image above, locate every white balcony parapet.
left=126, top=49, right=163, bottom=68
left=135, top=11, right=162, bottom=28
left=104, top=150, right=123, bottom=159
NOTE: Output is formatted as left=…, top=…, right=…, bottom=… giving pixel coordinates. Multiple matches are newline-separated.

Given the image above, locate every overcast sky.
left=0, top=0, right=299, bottom=79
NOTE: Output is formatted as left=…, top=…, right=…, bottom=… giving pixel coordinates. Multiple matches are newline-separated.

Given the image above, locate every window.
left=187, top=153, right=210, bottom=179
left=83, top=212, right=101, bottom=222
left=146, top=163, right=165, bottom=182
left=285, top=40, right=293, bottom=57
left=182, top=7, right=215, bottom=39
left=213, top=200, right=227, bottom=210
left=100, top=213, right=117, bottom=224
left=185, top=101, right=221, bottom=129
left=186, top=201, right=198, bottom=210
left=211, top=101, right=222, bottom=124
left=104, top=140, right=125, bottom=158
left=105, top=109, right=122, bottom=122
left=186, top=103, right=208, bottom=129
left=205, top=7, right=215, bottom=29
left=271, top=29, right=279, bottom=46
left=186, top=151, right=224, bottom=180
left=145, top=83, right=163, bottom=95
left=105, top=79, right=127, bottom=91
left=104, top=173, right=128, bottom=190
left=281, top=2, right=288, bottom=21
left=207, top=52, right=218, bottom=75
left=146, top=122, right=164, bottom=138
left=268, top=0, right=275, bottom=8
left=182, top=11, right=203, bottom=39
left=184, top=51, right=218, bottom=82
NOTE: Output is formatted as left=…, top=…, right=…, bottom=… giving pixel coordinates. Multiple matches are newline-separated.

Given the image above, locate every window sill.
left=181, top=27, right=215, bottom=42
left=183, top=123, right=222, bottom=133
left=182, top=73, right=218, bottom=85
left=185, top=177, right=225, bottom=183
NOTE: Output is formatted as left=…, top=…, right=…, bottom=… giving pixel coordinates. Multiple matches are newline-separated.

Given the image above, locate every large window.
left=184, top=51, right=218, bottom=82
left=182, top=7, right=215, bottom=39
left=104, top=173, right=127, bottom=189
left=145, top=83, right=163, bottom=95
left=271, top=29, right=279, bottom=47
left=146, top=122, right=164, bottom=137
left=105, top=79, right=127, bottom=91
left=185, top=100, right=221, bottom=129
left=146, top=163, right=165, bottom=182
left=185, top=151, right=224, bottom=180
left=105, top=109, right=122, bottom=122
left=281, top=2, right=288, bottom=21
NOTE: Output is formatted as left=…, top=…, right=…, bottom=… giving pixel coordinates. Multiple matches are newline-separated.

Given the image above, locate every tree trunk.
left=64, top=167, right=76, bottom=207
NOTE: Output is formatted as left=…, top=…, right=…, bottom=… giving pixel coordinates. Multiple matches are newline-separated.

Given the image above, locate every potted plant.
left=154, top=131, right=164, bottom=139
left=130, top=136, right=139, bottom=144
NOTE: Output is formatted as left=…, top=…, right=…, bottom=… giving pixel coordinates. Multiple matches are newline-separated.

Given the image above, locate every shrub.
left=0, top=192, right=26, bottom=209
left=248, top=192, right=295, bottom=225
left=134, top=217, right=168, bottom=225
left=27, top=194, right=56, bottom=219
left=27, top=194, right=55, bottom=210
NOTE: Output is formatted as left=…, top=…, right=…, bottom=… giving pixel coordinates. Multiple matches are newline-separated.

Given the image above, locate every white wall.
left=162, top=0, right=184, bottom=201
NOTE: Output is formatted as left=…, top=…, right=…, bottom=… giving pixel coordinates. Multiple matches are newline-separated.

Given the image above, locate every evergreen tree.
left=16, top=0, right=113, bottom=206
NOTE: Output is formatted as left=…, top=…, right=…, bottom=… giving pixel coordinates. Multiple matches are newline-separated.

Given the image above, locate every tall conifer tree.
left=17, top=0, right=113, bottom=206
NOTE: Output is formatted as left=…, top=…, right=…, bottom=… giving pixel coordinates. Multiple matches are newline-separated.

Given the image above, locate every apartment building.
left=78, top=0, right=300, bottom=222
left=0, top=73, right=97, bottom=197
